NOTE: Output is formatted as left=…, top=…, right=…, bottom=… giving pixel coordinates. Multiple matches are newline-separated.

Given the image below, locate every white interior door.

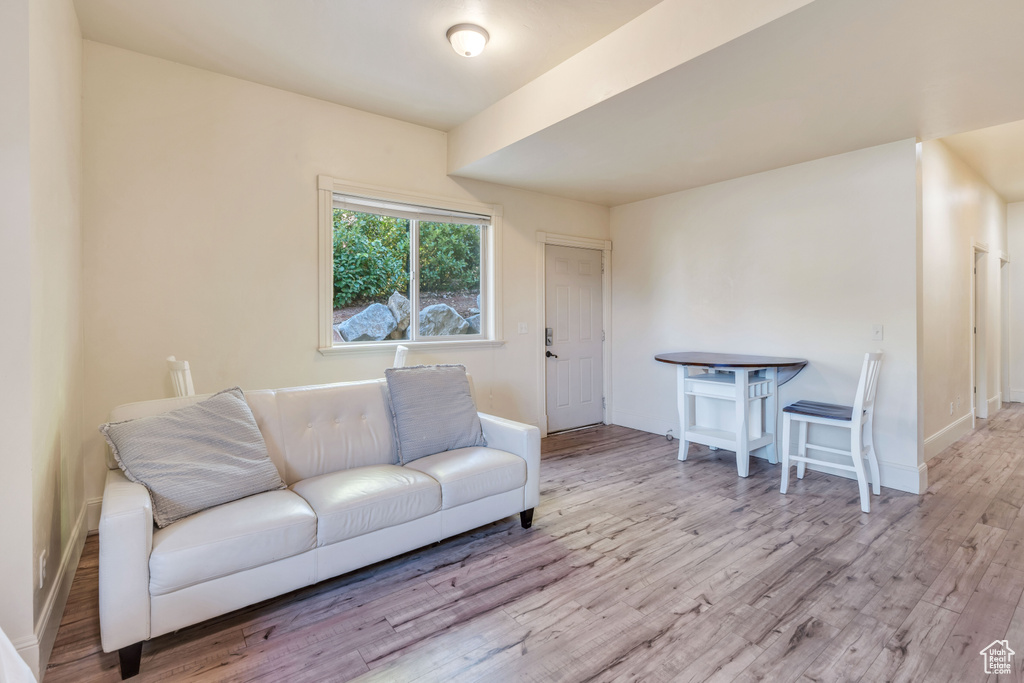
left=545, top=245, right=604, bottom=432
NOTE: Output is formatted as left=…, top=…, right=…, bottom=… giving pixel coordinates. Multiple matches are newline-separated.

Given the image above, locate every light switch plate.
left=871, top=324, right=884, bottom=341
left=518, top=322, right=528, bottom=334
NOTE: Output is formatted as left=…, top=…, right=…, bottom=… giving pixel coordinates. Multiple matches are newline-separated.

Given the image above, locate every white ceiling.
left=73, top=0, right=662, bottom=131
left=74, top=0, right=1024, bottom=206
left=942, top=121, right=1024, bottom=204
left=448, top=0, right=1024, bottom=205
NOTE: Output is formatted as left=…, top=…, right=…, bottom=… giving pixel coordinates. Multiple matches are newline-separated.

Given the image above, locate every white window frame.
left=317, top=175, right=504, bottom=354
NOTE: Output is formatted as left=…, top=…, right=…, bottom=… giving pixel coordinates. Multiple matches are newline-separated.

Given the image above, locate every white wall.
left=81, top=42, right=610, bottom=523
left=29, top=0, right=86, bottom=672
left=610, top=139, right=924, bottom=492
left=0, top=0, right=39, bottom=670
left=0, top=0, right=85, bottom=677
left=1009, top=202, right=1024, bottom=401
left=920, top=139, right=1007, bottom=459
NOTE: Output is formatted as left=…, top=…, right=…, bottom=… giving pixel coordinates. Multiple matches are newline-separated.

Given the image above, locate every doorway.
left=544, top=244, right=604, bottom=433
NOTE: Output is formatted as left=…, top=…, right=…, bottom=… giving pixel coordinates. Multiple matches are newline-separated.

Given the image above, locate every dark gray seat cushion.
left=783, top=400, right=854, bottom=421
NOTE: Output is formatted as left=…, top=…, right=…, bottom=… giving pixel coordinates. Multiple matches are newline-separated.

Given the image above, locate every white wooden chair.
left=167, top=356, right=195, bottom=397
left=780, top=352, right=882, bottom=513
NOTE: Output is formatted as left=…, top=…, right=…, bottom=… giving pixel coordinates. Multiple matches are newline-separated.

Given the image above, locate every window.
left=317, top=177, right=501, bottom=351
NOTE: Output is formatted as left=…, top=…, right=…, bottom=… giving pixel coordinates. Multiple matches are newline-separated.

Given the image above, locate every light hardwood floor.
left=45, top=406, right=1024, bottom=682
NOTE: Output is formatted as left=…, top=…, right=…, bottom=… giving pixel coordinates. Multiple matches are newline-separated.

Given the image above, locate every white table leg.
left=734, top=368, right=751, bottom=477
left=765, top=366, right=778, bottom=464
left=677, top=365, right=691, bottom=461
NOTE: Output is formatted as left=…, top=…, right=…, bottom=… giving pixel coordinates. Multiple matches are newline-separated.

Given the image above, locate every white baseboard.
left=18, top=503, right=88, bottom=679
left=989, top=395, right=1002, bottom=415
left=1010, top=390, right=1024, bottom=403
left=805, top=458, right=927, bottom=494
left=611, top=409, right=675, bottom=440
left=11, top=634, right=39, bottom=682
left=924, top=413, right=974, bottom=461
left=87, top=496, right=103, bottom=532
left=612, top=409, right=926, bottom=494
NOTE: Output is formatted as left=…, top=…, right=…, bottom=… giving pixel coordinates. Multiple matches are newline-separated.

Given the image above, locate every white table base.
left=676, top=365, right=779, bottom=477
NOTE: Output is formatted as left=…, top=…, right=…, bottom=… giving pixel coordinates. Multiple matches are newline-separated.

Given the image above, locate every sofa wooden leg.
left=118, top=642, right=143, bottom=679
left=520, top=508, right=534, bottom=529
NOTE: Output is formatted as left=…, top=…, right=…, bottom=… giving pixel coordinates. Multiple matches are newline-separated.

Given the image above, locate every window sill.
left=318, top=339, right=506, bottom=356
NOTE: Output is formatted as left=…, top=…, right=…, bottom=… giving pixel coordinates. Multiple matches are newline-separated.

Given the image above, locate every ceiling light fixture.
left=446, top=23, right=489, bottom=58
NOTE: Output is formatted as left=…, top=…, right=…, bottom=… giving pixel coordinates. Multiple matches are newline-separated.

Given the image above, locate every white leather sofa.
left=0, top=624, right=36, bottom=683
left=99, top=378, right=540, bottom=679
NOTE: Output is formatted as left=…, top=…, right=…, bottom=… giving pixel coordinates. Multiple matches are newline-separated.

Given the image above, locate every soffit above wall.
left=449, top=0, right=1024, bottom=205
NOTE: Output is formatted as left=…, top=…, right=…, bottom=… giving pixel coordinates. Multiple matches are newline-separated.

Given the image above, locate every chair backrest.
left=166, top=356, right=195, bottom=397
left=852, top=352, right=883, bottom=416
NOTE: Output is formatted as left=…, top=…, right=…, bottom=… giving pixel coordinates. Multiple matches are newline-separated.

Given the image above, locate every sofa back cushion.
left=107, top=379, right=398, bottom=485
left=243, top=389, right=289, bottom=480
left=269, top=380, right=397, bottom=483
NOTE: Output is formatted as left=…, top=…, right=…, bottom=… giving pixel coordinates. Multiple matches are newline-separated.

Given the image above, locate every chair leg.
left=796, top=421, right=808, bottom=479
left=118, top=642, right=143, bottom=679
left=780, top=413, right=792, bottom=494
left=864, top=416, right=880, bottom=495
left=520, top=508, right=535, bottom=529
left=850, top=430, right=870, bottom=513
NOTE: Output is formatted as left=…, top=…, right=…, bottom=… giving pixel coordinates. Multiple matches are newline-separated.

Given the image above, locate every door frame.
left=536, top=232, right=612, bottom=437
left=1001, top=255, right=1011, bottom=404
left=972, top=242, right=988, bottom=422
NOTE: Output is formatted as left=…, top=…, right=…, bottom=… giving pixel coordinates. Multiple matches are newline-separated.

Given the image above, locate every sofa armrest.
left=479, top=413, right=541, bottom=509
left=99, top=469, right=153, bottom=652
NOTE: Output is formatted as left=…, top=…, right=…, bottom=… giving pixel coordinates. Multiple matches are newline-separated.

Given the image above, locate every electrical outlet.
left=950, top=402, right=954, bottom=415
left=517, top=322, right=528, bottom=334
left=38, top=549, right=47, bottom=589
left=957, top=395, right=962, bottom=409
left=871, top=324, right=884, bottom=341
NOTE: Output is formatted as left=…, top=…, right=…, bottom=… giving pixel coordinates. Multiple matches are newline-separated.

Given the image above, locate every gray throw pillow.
left=384, top=364, right=487, bottom=464
left=100, top=387, right=285, bottom=528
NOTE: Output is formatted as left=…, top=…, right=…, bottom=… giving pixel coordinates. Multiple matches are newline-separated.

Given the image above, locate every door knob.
left=546, top=351, right=558, bottom=358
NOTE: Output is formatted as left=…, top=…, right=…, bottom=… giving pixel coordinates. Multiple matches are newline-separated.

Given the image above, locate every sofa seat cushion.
left=404, top=447, right=526, bottom=509
left=149, top=489, right=316, bottom=596
left=290, top=465, right=441, bottom=546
